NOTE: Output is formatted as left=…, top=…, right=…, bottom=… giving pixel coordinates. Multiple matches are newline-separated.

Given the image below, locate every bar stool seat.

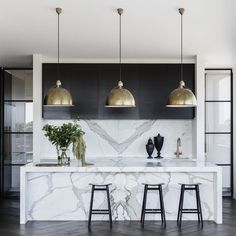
left=178, top=183, right=202, bottom=186
left=88, top=183, right=112, bottom=231
left=140, top=183, right=166, bottom=228
left=89, top=183, right=112, bottom=186
left=177, top=183, right=203, bottom=228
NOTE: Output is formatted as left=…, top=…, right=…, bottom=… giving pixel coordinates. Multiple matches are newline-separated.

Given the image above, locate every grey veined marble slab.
left=20, top=159, right=222, bottom=224
left=38, top=120, right=193, bottom=161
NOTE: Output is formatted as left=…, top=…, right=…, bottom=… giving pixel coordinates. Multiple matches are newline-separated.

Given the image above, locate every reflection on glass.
left=4, top=134, right=33, bottom=164
left=205, top=102, right=231, bottom=132
left=205, top=134, right=230, bottom=164
left=205, top=71, right=231, bottom=101
left=4, top=70, right=33, bottom=100
left=4, top=102, right=33, bottom=132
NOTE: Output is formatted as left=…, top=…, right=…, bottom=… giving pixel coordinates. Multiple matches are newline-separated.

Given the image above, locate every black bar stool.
left=88, top=183, right=112, bottom=231
left=177, top=183, right=203, bottom=228
left=140, top=183, right=166, bottom=228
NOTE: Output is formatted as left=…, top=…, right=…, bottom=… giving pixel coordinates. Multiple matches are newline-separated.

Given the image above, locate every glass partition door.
left=205, top=69, right=233, bottom=196
left=3, top=69, right=33, bottom=197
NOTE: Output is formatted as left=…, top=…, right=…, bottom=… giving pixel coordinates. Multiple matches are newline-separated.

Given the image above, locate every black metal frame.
left=88, top=184, right=112, bottom=231
left=177, top=184, right=203, bottom=228
left=205, top=68, right=233, bottom=197
left=0, top=68, right=4, bottom=198
left=0, top=68, right=32, bottom=198
left=140, top=184, right=166, bottom=228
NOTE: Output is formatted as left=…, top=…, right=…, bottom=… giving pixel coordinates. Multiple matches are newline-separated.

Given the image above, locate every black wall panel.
left=42, top=63, right=195, bottom=119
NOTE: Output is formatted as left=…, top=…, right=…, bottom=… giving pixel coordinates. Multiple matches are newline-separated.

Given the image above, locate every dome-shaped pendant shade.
left=105, top=81, right=135, bottom=107
left=166, top=81, right=197, bottom=107
left=45, top=80, right=73, bottom=106
left=166, top=8, right=197, bottom=108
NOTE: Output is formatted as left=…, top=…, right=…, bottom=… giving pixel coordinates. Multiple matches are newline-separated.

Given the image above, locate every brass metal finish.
left=44, top=7, right=73, bottom=106
left=166, top=81, right=197, bottom=107
left=105, top=81, right=135, bottom=107
left=45, top=80, right=73, bottom=106
left=56, top=7, right=62, bottom=15
left=174, top=137, right=182, bottom=158
left=178, top=8, right=184, bottom=15
left=166, top=8, right=197, bottom=108
left=105, top=7, right=135, bottom=108
left=117, top=8, right=123, bottom=15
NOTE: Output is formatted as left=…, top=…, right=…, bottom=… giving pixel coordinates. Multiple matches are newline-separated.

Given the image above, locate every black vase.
left=154, top=134, right=164, bottom=159
left=146, top=138, right=154, bottom=159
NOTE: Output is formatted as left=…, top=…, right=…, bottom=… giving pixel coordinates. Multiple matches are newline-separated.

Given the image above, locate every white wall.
left=33, top=54, right=205, bottom=162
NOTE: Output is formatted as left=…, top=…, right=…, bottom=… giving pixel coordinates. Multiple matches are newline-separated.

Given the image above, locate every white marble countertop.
left=20, top=157, right=222, bottom=224
left=22, top=157, right=221, bottom=173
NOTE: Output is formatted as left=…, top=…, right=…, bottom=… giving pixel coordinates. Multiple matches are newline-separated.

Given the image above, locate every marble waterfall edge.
left=20, top=160, right=222, bottom=224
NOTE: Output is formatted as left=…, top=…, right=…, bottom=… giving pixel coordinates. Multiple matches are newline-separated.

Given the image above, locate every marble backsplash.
left=37, top=120, right=193, bottom=160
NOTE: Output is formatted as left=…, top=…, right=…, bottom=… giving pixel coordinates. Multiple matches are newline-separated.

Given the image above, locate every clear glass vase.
left=58, top=147, right=70, bottom=165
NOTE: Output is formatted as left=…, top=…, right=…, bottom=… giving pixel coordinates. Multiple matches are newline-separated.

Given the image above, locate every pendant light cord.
left=58, top=12, right=60, bottom=65
left=119, top=12, right=122, bottom=83
left=57, top=9, right=60, bottom=82
left=180, top=10, right=183, bottom=83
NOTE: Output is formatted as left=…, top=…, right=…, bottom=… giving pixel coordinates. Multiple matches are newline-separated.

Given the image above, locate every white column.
left=214, top=168, right=223, bottom=223
left=193, top=55, right=205, bottom=160
left=233, top=67, right=236, bottom=199
left=20, top=167, right=27, bottom=224
left=33, top=54, right=43, bottom=162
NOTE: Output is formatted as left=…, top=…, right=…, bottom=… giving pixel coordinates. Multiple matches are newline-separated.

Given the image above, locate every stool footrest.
left=147, top=187, right=160, bottom=190
left=145, top=209, right=162, bottom=214
left=181, top=209, right=199, bottom=214
left=92, top=209, right=109, bottom=212
left=182, top=208, right=199, bottom=211
left=93, top=188, right=107, bottom=191
left=92, top=212, right=109, bottom=215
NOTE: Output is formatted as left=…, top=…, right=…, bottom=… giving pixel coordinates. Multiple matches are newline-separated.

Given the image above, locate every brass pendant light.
left=166, top=8, right=197, bottom=107
left=45, top=8, right=73, bottom=106
left=105, top=8, right=136, bottom=107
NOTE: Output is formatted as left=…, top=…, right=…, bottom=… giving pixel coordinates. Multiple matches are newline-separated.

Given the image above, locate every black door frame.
left=0, top=68, right=4, bottom=198
left=205, top=68, right=233, bottom=197
left=0, top=67, right=32, bottom=199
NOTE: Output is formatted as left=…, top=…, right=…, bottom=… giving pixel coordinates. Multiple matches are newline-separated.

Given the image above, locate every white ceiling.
left=0, top=0, right=235, bottom=67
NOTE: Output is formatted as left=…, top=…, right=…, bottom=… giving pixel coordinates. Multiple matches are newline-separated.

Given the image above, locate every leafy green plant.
left=42, top=124, right=61, bottom=156
left=42, top=120, right=90, bottom=165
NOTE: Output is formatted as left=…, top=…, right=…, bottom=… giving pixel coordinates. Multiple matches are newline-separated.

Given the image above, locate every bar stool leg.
left=88, top=185, right=95, bottom=231
left=195, top=186, right=200, bottom=223
left=159, top=185, right=166, bottom=228
left=196, top=185, right=203, bottom=228
left=140, top=185, right=146, bottom=223
left=106, top=185, right=112, bottom=229
left=142, top=185, right=148, bottom=227
left=177, top=185, right=184, bottom=225
left=178, top=185, right=185, bottom=228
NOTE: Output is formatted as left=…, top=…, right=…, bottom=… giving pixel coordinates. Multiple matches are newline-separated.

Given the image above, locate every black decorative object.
left=154, top=134, right=164, bottom=159
left=146, top=138, right=154, bottom=159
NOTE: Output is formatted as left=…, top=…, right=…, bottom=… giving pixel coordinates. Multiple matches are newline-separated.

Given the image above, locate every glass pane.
left=205, top=134, right=231, bottom=164
left=4, top=133, right=33, bottom=165
left=4, top=70, right=33, bottom=100
left=205, top=71, right=231, bottom=101
left=205, top=102, right=231, bottom=132
left=12, top=166, right=20, bottom=189
left=4, top=102, right=33, bottom=132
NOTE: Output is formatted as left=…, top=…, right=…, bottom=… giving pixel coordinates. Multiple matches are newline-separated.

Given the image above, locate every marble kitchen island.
left=20, top=158, right=222, bottom=224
